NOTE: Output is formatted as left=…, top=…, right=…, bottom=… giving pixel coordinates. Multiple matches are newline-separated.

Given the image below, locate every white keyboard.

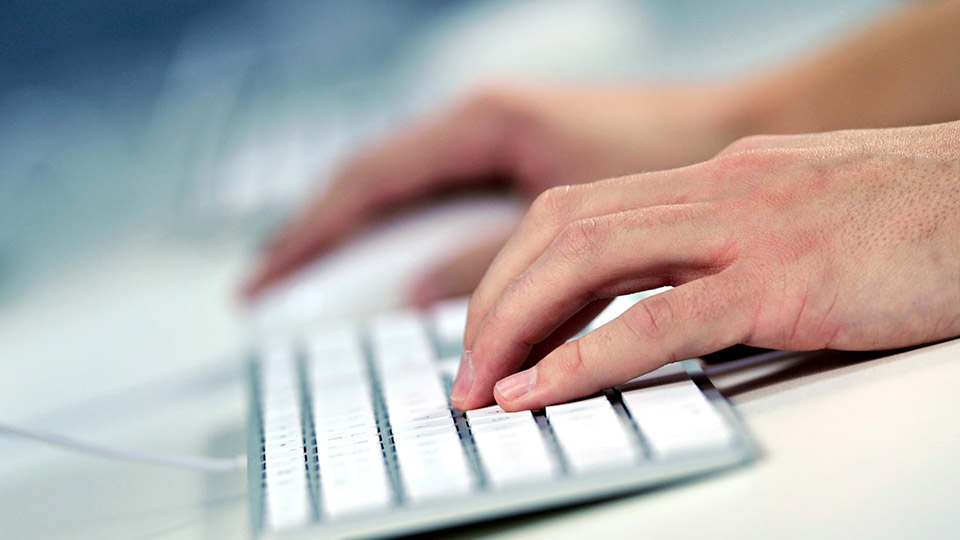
left=248, top=296, right=755, bottom=538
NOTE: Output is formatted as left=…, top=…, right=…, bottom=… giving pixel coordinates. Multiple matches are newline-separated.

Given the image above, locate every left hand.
left=450, top=122, right=960, bottom=411
left=242, top=83, right=741, bottom=300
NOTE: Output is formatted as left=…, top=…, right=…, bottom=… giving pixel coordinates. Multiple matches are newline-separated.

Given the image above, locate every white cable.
left=0, top=421, right=247, bottom=472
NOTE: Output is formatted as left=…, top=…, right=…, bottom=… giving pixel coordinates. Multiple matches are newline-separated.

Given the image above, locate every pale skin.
left=242, top=84, right=743, bottom=302
left=244, top=1, right=960, bottom=410
left=452, top=122, right=960, bottom=410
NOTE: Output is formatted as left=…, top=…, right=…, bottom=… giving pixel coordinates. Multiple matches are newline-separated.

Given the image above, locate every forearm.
left=729, top=0, right=960, bottom=136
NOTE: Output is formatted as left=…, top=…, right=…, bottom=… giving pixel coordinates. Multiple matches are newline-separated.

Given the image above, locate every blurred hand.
left=243, top=82, right=743, bottom=301
left=451, top=122, right=960, bottom=411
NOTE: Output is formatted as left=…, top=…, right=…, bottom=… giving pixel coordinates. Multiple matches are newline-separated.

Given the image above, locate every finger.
left=407, top=226, right=515, bottom=308
left=242, top=95, right=518, bottom=299
left=450, top=298, right=611, bottom=411
left=453, top=204, right=733, bottom=410
left=241, top=180, right=374, bottom=298
left=523, top=299, right=612, bottom=369
left=463, top=163, right=741, bottom=346
left=493, top=270, right=754, bottom=411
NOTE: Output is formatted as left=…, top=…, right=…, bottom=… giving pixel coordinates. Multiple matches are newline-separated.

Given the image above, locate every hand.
left=451, top=122, right=960, bottom=411
left=242, top=82, right=743, bottom=300
left=407, top=225, right=517, bottom=308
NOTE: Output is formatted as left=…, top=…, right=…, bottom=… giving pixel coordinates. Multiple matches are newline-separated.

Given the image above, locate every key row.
left=305, top=328, right=392, bottom=519
left=259, top=348, right=313, bottom=531
left=263, top=312, right=736, bottom=526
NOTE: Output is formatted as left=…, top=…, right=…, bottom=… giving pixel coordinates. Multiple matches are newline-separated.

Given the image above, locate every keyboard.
left=247, top=295, right=755, bottom=538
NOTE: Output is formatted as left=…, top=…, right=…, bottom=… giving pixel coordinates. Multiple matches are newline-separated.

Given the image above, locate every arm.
left=731, top=0, right=960, bottom=135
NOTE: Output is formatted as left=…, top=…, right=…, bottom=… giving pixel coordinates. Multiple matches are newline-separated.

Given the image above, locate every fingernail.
left=450, top=350, right=474, bottom=404
left=495, top=367, right=537, bottom=401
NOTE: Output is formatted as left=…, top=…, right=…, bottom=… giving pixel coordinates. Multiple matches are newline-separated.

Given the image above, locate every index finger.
left=463, top=161, right=734, bottom=346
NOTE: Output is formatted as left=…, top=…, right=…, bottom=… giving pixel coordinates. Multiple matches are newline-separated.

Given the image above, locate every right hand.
left=242, top=82, right=746, bottom=302
left=452, top=121, right=960, bottom=411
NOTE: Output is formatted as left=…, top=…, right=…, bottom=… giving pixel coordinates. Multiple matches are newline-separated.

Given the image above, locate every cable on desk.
left=0, top=421, right=246, bottom=472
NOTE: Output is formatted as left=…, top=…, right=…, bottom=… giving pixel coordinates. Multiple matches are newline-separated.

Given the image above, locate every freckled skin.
left=458, top=122, right=960, bottom=412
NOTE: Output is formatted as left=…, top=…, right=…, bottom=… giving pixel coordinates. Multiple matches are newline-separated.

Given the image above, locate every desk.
left=5, top=0, right=954, bottom=538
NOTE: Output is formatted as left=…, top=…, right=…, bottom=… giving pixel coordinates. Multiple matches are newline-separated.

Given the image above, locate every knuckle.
left=505, top=269, right=537, bottom=303
left=553, top=340, right=601, bottom=388
left=555, top=217, right=606, bottom=262
left=622, top=294, right=678, bottom=348
left=516, top=266, right=537, bottom=288
left=705, top=147, right=804, bottom=185
left=528, top=185, right=582, bottom=227
left=708, top=148, right=766, bottom=173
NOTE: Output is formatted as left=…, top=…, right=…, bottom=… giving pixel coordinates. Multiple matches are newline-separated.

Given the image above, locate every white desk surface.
left=4, top=1, right=955, bottom=538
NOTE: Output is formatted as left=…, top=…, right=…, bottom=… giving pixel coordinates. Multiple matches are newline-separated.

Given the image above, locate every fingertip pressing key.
left=449, top=350, right=474, bottom=408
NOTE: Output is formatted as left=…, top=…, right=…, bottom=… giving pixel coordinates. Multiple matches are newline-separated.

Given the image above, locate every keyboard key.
left=317, top=438, right=392, bottom=518
left=437, top=355, right=462, bottom=381
left=379, top=369, right=450, bottom=418
left=253, top=308, right=752, bottom=536
left=265, top=486, right=312, bottom=531
left=320, top=463, right=392, bottom=518
left=391, top=413, right=454, bottom=434
left=397, top=453, right=473, bottom=502
left=263, top=451, right=307, bottom=468
left=468, top=405, right=558, bottom=487
left=391, top=421, right=459, bottom=444
left=369, top=311, right=436, bottom=373
left=389, top=407, right=452, bottom=425
left=429, top=297, right=469, bottom=354
left=544, top=395, right=610, bottom=417
left=304, top=331, right=393, bottom=520
left=307, top=325, right=363, bottom=358
left=311, top=385, right=375, bottom=420
left=392, top=420, right=474, bottom=502
left=465, top=405, right=534, bottom=426
left=258, top=344, right=312, bottom=531
left=546, top=397, right=640, bottom=473
left=621, top=381, right=734, bottom=459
